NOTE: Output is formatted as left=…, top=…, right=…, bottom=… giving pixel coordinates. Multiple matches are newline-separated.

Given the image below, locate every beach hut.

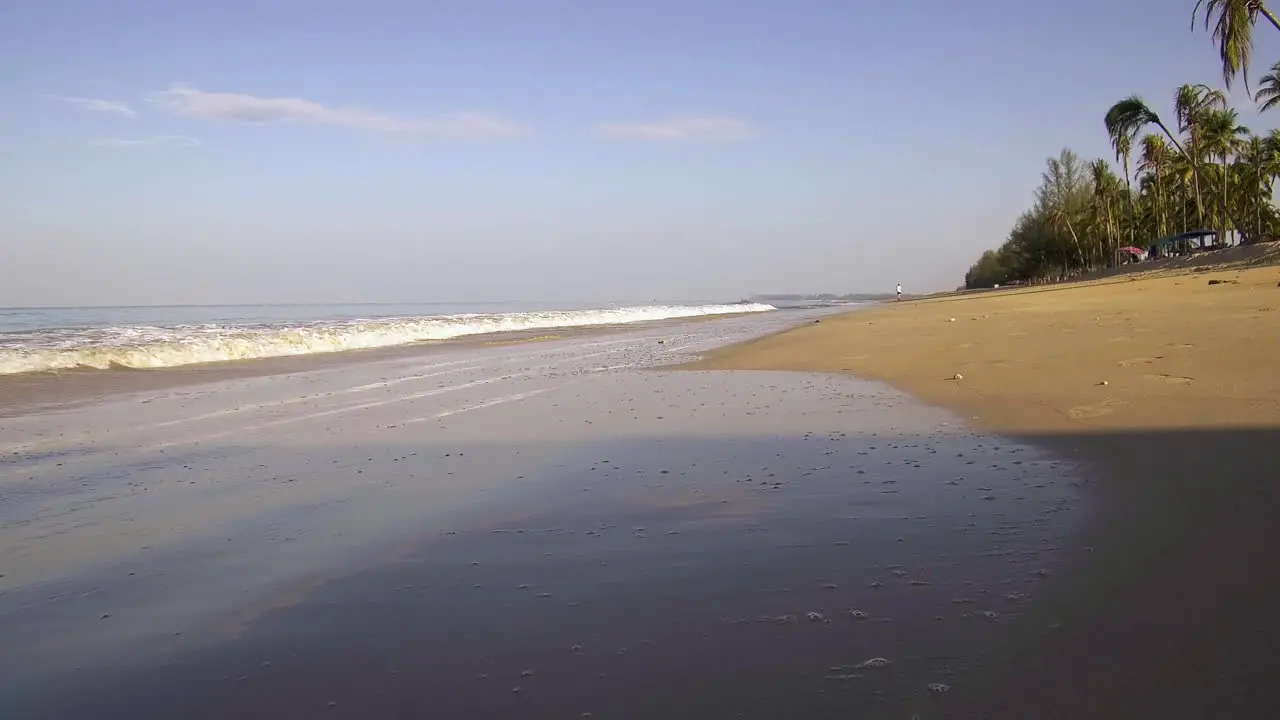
left=1148, top=229, right=1219, bottom=259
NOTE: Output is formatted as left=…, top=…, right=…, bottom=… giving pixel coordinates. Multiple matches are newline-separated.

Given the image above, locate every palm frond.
left=1192, top=0, right=1259, bottom=90
left=1254, top=61, right=1280, bottom=111
left=1105, top=96, right=1159, bottom=141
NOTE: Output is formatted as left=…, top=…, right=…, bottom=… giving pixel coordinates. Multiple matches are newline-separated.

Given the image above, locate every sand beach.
left=2, top=254, right=1277, bottom=718
left=695, top=251, right=1280, bottom=718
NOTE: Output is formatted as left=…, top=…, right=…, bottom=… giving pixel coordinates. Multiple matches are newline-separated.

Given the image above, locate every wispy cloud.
left=92, top=135, right=202, bottom=148
left=147, top=84, right=526, bottom=137
left=52, top=95, right=138, bottom=118
left=595, top=116, right=755, bottom=141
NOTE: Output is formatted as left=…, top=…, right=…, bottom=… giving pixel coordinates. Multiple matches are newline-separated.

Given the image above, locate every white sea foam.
left=0, top=303, right=775, bottom=375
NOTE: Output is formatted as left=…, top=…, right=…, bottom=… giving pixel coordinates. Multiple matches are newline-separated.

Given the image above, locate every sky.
left=4, top=0, right=1280, bottom=307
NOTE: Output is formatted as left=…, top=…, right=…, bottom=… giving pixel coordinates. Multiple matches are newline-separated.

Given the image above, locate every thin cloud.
left=595, top=116, right=755, bottom=141
left=148, top=84, right=526, bottom=137
left=52, top=95, right=138, bottom=118
left=92, top=135, right=202, bottom=148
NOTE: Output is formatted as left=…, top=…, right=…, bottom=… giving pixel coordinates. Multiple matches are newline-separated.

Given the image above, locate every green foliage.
left=964, top=250, right=1007, bottom=289
left=965, top=113, right=1280, bottom=288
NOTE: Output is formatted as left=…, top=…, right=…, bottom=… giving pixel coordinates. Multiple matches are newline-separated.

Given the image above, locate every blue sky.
left=3, top=0, right=1279, bottom=306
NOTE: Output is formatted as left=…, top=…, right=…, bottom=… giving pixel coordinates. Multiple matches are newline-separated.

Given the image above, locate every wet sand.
left=695, top=262, right=1280, bottom=718
left=0, top=309, right=1086, bottom=719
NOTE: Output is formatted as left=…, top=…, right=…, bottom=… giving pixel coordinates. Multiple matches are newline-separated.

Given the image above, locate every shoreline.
left=0, top=310, right=784, bottom=417
left=3, top=308, right=1085, bottom=719
left=692, top=263, right=1280, bottom=718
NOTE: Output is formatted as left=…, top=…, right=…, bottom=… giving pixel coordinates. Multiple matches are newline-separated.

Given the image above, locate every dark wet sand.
left=1, top=314, right=1086, bottom=720
left=21, top=433, right=1080, bottom=720
left=941, top=428, right=1280, bottom=720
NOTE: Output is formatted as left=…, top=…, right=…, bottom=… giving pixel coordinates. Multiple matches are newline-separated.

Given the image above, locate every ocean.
left=0, top=301, right=776, bottom=375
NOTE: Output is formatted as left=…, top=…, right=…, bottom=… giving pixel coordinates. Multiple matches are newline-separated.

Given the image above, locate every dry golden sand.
left=694, top=264, right=1280, bottom=434
left=693, top=256, right=1280, bottom=719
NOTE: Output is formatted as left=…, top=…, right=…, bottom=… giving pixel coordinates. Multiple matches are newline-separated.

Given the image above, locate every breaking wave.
left=0, top=303, right=775, bottom=375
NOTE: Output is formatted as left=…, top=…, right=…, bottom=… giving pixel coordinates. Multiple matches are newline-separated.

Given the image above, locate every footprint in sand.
left=1143, top=374, right=1194, bottom=385
left=1067, top=400, right=1127, bottom=420
left=1117, top=357, right=1161, bottom=367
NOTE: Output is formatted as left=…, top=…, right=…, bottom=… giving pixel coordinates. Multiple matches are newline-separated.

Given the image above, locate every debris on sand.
left=757, top=614, right=798, bottom=625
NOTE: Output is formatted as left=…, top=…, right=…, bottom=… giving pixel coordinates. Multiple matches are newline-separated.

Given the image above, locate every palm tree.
left=1167, top=152, right=1197, bottom=232
left=1138, top=135, right=1172, bottom=237
left=1237, top=135, right=1270, bottom=235
left=1135, top=173, right=1161, bottom=241
left=1254, top=59, right=1280, bottom=111
left=1088, top=159, right=1121, bottom=259
left=1199, top=107, right=1249, bottom=242
left=1175, top=84, right=1226, bottom=227
left=1235, top=129, right=1280, bottom=239
left=1192, top=0, right=1280, bottom=89
left=1111, top=132, right=1135, bottom=258
left=1263, top=129, right=1280, bottom=236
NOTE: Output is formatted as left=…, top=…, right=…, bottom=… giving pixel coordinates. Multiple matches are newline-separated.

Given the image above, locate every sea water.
left=0, top=301, right=775, bottom=374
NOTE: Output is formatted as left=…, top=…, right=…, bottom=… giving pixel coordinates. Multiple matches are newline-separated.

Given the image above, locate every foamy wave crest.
left=0, top=303, right=775, bottom=375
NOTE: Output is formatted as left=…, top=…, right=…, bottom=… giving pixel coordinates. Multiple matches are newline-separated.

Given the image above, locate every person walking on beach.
left=896, top=283, right=902, bottom=301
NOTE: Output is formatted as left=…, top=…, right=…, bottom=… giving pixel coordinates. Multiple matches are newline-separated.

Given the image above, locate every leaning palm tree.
left=1107, top=96, right=1187, bottom=156
left=1192, top=0, right=1280, bottom=90
left=1254, top=59, right=1280, bottom=111
left=1106, top=95, right=1250, bottom=240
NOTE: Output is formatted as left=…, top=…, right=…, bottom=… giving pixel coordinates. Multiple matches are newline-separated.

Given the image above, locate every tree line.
left=964, top=0, right=1280, bottom=289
